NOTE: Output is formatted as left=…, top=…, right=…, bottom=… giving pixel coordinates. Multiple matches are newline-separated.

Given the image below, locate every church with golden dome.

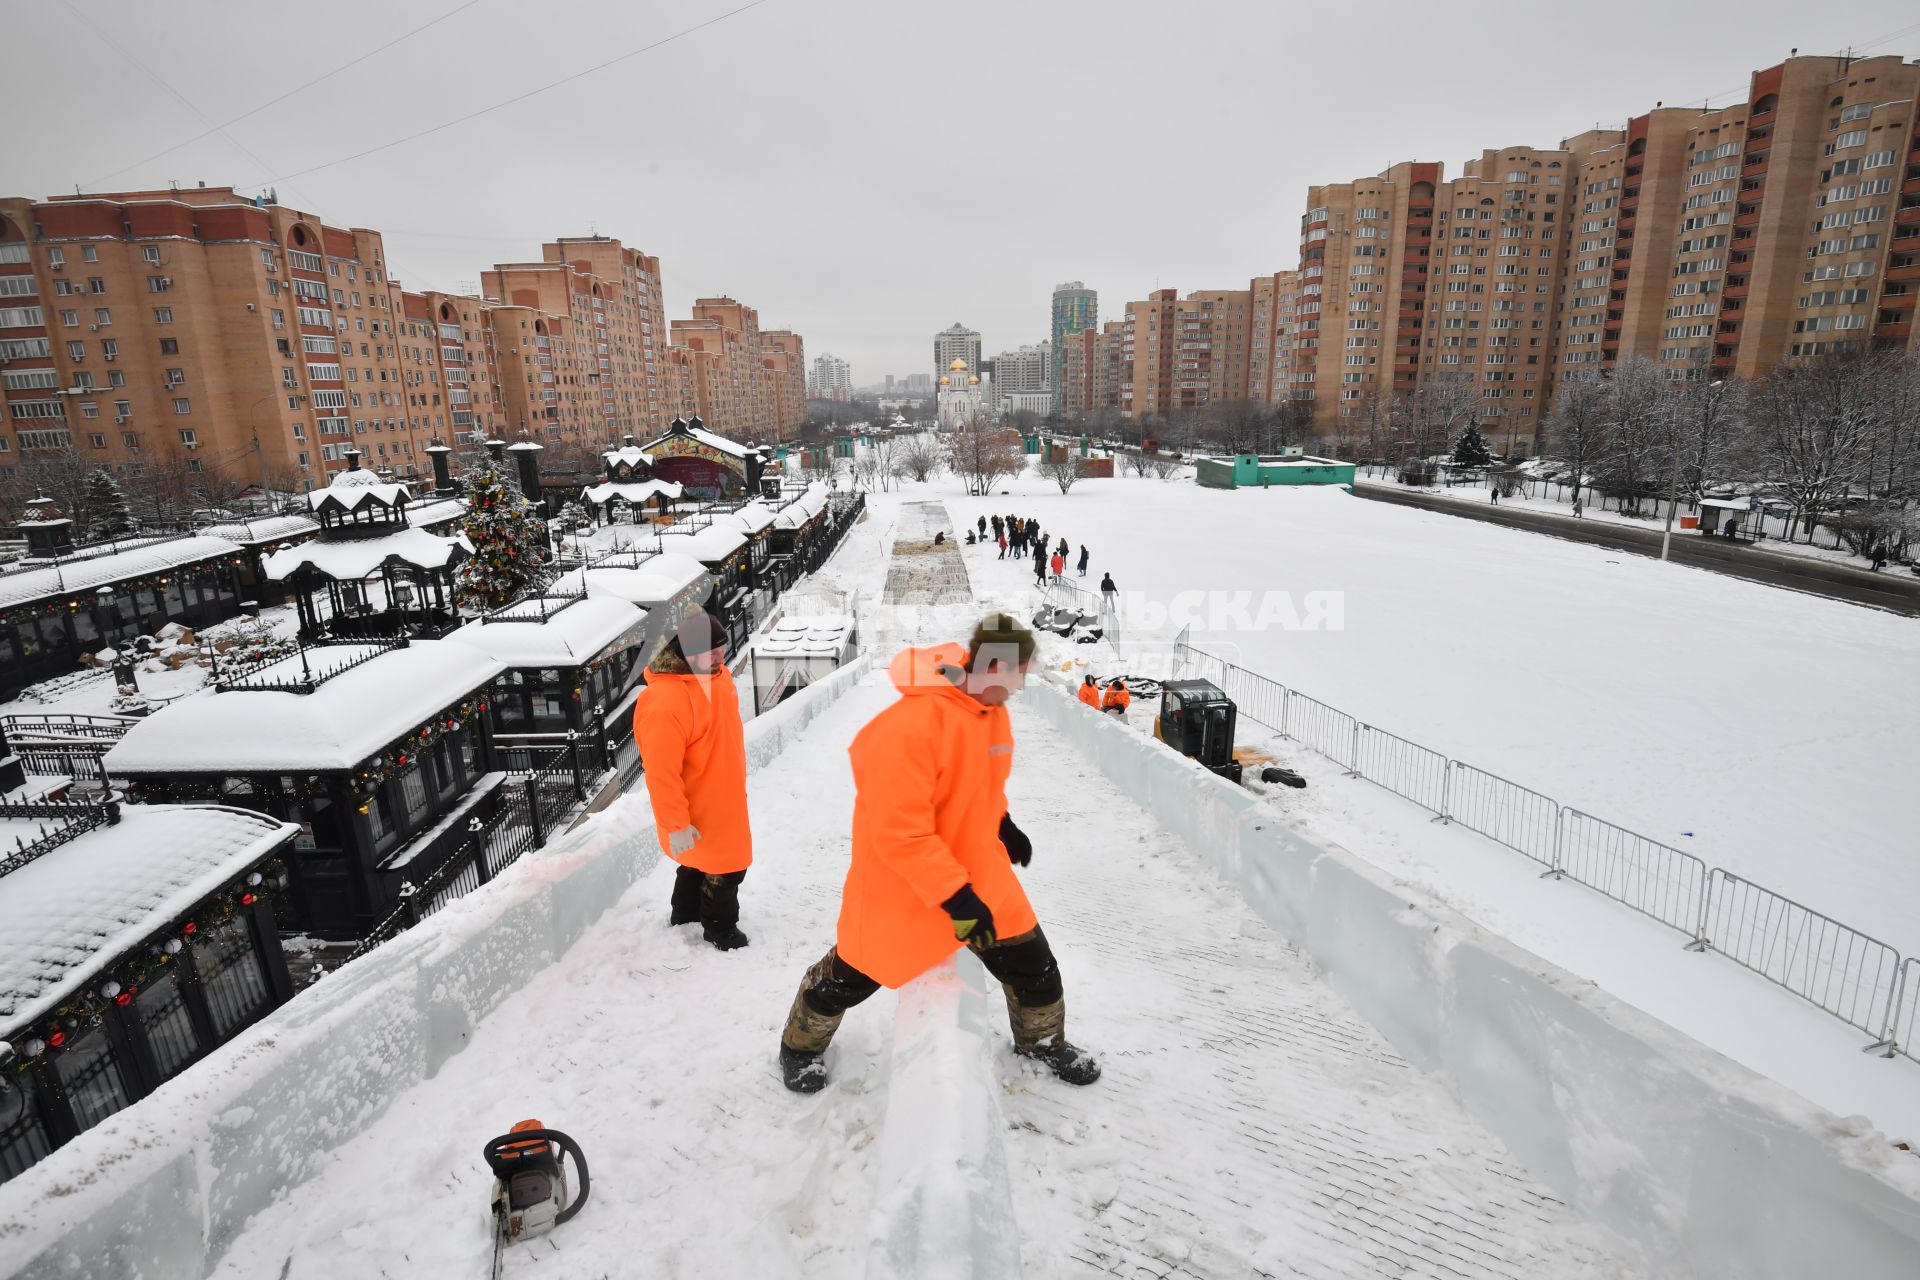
left=937, top=355, right=988, bottom=429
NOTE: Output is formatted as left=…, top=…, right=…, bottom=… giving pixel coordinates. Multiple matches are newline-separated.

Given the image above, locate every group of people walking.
left=975, top=513, right=1119, bottom=612
left=631, top=608, right=1102, bottom=1095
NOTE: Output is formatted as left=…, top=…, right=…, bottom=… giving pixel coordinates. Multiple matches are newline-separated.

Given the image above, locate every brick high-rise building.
left=1290, top=162, right=1440, bottom=434
left=759, top=329, right=806, bottom=438
left=932, top=323, right=981, bottom=387
left=1120, top=287, right=1252, bottom=418
left=1056, top=325, right=1110, bottom=418
left=1247, top=271, right=1301, bottom=406
left=1554, top=55, right=1920, bottom=383
left=0, top=187, right=446, bottom=494
left=808, top=352, right=851, bottom=401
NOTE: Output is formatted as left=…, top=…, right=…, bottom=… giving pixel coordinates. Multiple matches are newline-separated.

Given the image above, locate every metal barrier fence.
left=1444, top=763, right=1560, bottom=868
left=1282, top=691, right=1358, bottom=771
left=1171, top=636, right=1916, bottom=1064
left=1556, top=810, right=1711, bottom=943
left=1353, top=725, right=1449, bottom=817
left=1702, top=870, right=1904, bottom=1042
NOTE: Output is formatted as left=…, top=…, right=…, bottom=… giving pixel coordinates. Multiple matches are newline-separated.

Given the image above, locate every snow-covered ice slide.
left=198, top=503, right=1643, bottom=1279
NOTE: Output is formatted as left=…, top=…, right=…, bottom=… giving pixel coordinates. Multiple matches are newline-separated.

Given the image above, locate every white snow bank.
left=1023, top=678, right=1920, bottom=1280
left=0, top=653, right=876, bottom=1280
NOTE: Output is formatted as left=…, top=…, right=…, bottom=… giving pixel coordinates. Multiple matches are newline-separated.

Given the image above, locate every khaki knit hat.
left=967, top=611, right=1036, bottom=671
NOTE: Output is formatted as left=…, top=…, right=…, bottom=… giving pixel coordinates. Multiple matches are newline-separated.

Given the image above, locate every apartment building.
left=1050, top=282, right=1096, bottom=405
left=1056, top=325, right=1109, bottom=418
left=932, top=323, right=982, bottom=387
left=988, top=340, right=1051, bottom=413
left=759, top=329, right=806, bottom=437
left=0, top=187, right=451, bottom=491
left=809, top=352, right=851, bottom=401
left=1246, top=271, right=1302, bottom=405
left=1118, top=287, right=1253, bottom=419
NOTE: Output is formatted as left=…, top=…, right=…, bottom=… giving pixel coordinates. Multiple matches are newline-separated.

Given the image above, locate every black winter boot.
left=779, top=1044, right=828, bottom=1093
left=1016, top=1037, right=1102, bottom=1086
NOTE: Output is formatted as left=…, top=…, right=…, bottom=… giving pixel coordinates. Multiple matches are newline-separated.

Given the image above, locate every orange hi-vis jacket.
left=1077, top=681, right=1102, bottom=709
left=837, top=644, right=1038, bottom=988
left=632, top=659, right=752, bottom=874
left=1101, top=682, right=1131, bottom=711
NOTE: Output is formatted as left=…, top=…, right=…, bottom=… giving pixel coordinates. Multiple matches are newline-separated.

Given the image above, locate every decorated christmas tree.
left=1452, top=419, right=1494, bottom=468
left=455, top=457, right=548, bottom=610
left=83, top=466, right=135, bottom=540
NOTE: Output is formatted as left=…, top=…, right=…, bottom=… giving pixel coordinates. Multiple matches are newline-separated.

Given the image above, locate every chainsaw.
left=483, top=1121, right=590, bottom=1279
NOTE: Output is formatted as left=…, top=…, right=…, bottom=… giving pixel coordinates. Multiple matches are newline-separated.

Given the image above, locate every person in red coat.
left=632, top=611, right=752, bottom=950
left=778, top=613, right=1100, bottom=1092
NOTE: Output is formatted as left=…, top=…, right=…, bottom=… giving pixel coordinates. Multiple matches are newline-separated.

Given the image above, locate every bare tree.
left=897, top=432, right=945, bottom=483
left=1547, top=367, right=1614, bottom=516
left=1038, top=448, right=1082, bottom=494
left=1394, top=374, right=1477, bottom=465
left=1740, top=352, right=1885, bottom=542
left=943, top=417, right=1025, bottom=496
left=1593, top=355, right=1674, bottom=517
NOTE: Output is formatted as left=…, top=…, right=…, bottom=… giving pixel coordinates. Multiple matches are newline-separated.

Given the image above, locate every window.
left=147, top=275, right=171, bottom=293
left=47, top=247, right=64, bottom=268
left=82, top=245, right=98, bottom=263
left=288, top=248, right=323, bottom=272
left=153, top=306, right=173, bottom=324
left=58, top=308, right=78, bottom=327
left=89, top=432, right=106, bottom=446
left=1865, top=149, right=1896, bottom=169
left=173, top=398, right=191, bottom=415
left=80, top=401, right=98, bottom=417
left=178, top=428, right=197, bottom=447
left=94, top=308, right=111, bottom=326
left=142, top=245, right=162, bottom=265
left=115, top=401, right=131, bottom=419
left=159, top=338, right=178, bottom=355
left=165, top=367, right=185, bottom=386
left=108, top=370, right=124, bottom=387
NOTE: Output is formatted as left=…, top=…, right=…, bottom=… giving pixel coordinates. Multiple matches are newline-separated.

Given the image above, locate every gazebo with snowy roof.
left=579, top=435, right=685, bottom=525
left=104, top=638, right=508, bottom=940
left=0, top=797, right=297, bottom=1183
left=637, top=417, right=767, bottom=503
left=263, top=451, right=470, bottom=642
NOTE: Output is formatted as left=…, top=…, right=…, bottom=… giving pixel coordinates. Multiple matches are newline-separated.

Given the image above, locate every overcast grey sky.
left=5, top=0, right=1918, bottom=386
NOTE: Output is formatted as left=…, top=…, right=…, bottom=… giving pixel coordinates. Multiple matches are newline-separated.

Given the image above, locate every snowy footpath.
left=208, top=501, right=1643, bottom=1279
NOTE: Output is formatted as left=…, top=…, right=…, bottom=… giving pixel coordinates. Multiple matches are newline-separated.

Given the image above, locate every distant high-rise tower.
left=1050, top=283, right=1097, bottom=405
left=809, top=353, right=852, bottom=402
left=933, top=323, right=982, bottom=388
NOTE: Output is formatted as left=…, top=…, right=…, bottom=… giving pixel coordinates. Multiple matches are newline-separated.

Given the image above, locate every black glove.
left=940, top=884, right=996, bottom=947
left=999, top=814, right=1032, bottom=867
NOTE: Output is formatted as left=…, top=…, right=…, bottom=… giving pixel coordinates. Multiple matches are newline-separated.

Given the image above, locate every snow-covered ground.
left=935, top=464, right=1920, bottom=1141
left=208, top=518, right=1646, bottom=1277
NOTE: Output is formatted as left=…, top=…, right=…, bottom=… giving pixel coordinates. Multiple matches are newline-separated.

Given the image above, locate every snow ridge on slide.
left=205, top=498, right=1641, bottom=1278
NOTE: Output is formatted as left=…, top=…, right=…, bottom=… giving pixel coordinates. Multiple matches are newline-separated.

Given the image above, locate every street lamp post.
left=1661, top=380, right=1722, bottom=562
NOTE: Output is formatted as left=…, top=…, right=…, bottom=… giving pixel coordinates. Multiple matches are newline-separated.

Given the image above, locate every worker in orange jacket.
left=1077, top=674, right=1102, bottom=709
left=778, top=613, right=1100, bottom=1092
left=632, top=610, right=752, bottom=950
left=1101, top=678, right=1131, bottom=714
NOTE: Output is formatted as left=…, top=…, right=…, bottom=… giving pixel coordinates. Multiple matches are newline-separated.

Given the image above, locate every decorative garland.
left=348, top=697, right=488, bottom=801
left=3, top=859, right=287, bottom=1076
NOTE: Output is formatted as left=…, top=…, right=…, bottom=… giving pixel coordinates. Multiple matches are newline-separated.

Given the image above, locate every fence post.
left=1346, top=722, right=1361, bottom=777
left=467, top=816, right=491, bottom=885
left=1686, top=868, right=1714, bottom=952
left=1541, top=806, right=1566, bottom=880
left=1280, top=688, right=1292, bottom=739
left=567, top=731, right=585, bottom=800
left=525, top=777, right=546, bottom=849
left=1864, top=959, right=1905, bottom=1057
left=1432, top=760, right=1451, bottom=825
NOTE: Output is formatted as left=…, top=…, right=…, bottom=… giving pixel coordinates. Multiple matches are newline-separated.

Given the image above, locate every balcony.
left=1886, top=260, right=1920, bottom=284
left=1874, top=321, right=1912, bottom=344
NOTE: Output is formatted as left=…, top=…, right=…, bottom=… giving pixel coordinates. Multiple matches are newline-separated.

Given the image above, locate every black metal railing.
left=213, top=635, right=407, bottom=694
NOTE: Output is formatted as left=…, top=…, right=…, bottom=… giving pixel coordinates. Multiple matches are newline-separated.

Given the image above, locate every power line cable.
left=244, top=0, right=775, bottom=187
left=87, top=0, right=489, bottom=188
left=59, top=0, right=285, bottom=195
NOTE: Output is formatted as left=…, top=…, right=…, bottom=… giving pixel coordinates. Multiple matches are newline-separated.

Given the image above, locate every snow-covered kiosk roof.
left=0, top=804, right=296, bottom=1029
left=262, top=527, right=472, bottom=582
left=657, top=520, right=749, bottom=565
left=306, top=467, right=411, bottom=516
left=446, top=596, right=648, bottom=669
left=578, top=552, right=711, bottom=612
left=603, top=442, right=654, bottom=470
left=405, top=495, right=469, bottom=532
left=104, top=641, right=506, bottom=775
left=715, top=501, right=777, bottom=537
left=581, top=478, right=684, bottom=508
left=202, top=513, right=322, bottom=548
left=0, top=534, right=242, bottom=611
left=772, top=485, right=830, bottom=530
